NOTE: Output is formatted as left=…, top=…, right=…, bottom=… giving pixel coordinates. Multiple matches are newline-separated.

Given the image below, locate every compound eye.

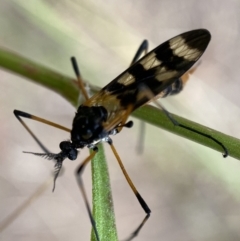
left=68, top=148, right=78, bottom=161
left=81, top=129, right=92, bottom=140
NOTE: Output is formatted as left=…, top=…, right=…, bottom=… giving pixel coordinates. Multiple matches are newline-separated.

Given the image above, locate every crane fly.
left=14, top=29, right=228, bottom=241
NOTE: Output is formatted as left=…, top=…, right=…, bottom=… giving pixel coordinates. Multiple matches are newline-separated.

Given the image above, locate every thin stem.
left=91, top=144, right=118, bottom=241
left=132, top=105, right=240, bottom=160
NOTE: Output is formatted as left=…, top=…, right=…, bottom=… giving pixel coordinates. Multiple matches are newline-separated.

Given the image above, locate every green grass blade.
left=91, top=144, right=118, bottom=241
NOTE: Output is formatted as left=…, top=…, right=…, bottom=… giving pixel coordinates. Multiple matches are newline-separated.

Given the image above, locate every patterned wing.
left=84, top=29, right=210, bottom=114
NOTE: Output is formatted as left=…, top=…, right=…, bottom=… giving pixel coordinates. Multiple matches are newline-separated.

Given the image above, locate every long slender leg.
left=130, top=40, right=148, bottom=66
left=75, top=149, right=100, bottom=241
left=71, top=57, right=89, bottom=101
left=11, top=111, right=70, bottom=232
left=108, top=140, right=151, bottom=241
left=140, top=84, right=228, bottom=157
left=14, top=110, right=70, bottom=153
left=130, top=40, right=149, bottom=154
left=14, top=109, right=71, bottom=190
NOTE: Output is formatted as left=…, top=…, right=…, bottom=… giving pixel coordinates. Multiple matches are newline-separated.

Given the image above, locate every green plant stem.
left=91, top=144, right=118, bottom=241
left=132, top=106, right=240, bottom=160
left=0, top=48, right=78, bottom=106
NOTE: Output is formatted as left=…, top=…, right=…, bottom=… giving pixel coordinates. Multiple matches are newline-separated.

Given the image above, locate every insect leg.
left=75, top=149, right=100, bottom=241
left=10, top=111, right=70, bottom=230
left=71, top=57, right=90, bottom=101
left=130, top=40, right=149, bottom=154
left=108, top=140, right=151, bottom=241
left=13, top=109, right=70, bottom=152
left=114, top=105, right=134, bottom=133
left=140, top=85, right=228, bottom=158
left=130, top=40, right=148, bottom=66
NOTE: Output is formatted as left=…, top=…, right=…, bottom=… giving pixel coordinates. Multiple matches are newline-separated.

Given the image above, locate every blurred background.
left=1, top=0, right=240, bottom=241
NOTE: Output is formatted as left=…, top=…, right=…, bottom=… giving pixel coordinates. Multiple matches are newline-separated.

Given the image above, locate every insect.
left=14, top=29, right=228, bottom=241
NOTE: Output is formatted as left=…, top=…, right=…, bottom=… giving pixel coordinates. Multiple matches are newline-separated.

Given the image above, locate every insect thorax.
left=71, top=105, right=110, bottom=148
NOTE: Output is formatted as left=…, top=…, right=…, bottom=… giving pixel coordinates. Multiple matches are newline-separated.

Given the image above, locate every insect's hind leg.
left=13, top=109, right=71, bottom=153
left=139, top=85, right=228, bottom=158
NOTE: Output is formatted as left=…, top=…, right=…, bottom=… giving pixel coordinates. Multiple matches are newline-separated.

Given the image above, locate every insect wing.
left=100, top=29, right=210, bottom=108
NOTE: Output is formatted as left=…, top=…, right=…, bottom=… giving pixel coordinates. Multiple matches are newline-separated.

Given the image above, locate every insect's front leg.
left=13, top=109, right=71, bottom=153
left=6, top=110, right=70, bottom=232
